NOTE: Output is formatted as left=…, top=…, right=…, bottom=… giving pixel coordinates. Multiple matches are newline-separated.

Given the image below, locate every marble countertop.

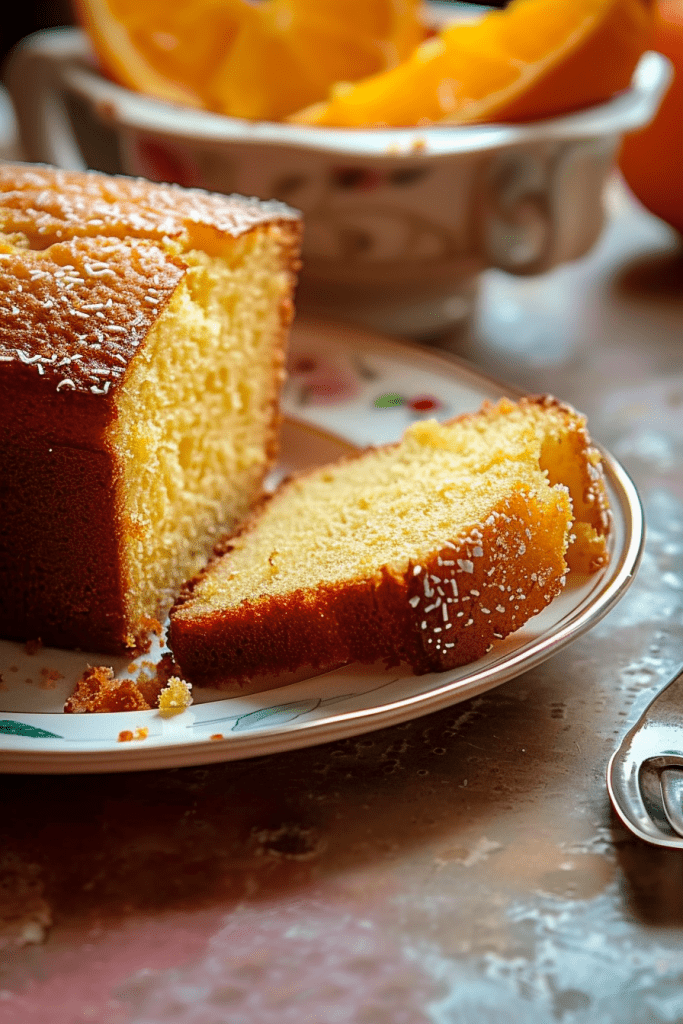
left=1, top=179, right=683, bottom=1024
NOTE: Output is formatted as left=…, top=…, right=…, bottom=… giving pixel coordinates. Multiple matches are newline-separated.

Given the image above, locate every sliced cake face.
left=111, top=224, right=298, bottom=641
left=0, top=163, right=301, bottom=653
left=170, top=397, right=604, bottom=685
left=177, top=411, right=559, bottom=612
left=489, top=397, right=612, bottom=573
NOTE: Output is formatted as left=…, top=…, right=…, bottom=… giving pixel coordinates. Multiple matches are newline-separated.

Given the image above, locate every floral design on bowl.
left=7, top=28, right=671, bottom=337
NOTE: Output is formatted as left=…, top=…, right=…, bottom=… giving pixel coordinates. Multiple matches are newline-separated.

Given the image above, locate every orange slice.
left=75, top=0, right=241, bottom=110
left=290, top=0, right=655, bottom=127
left=75, top=0, right=426, bottom=121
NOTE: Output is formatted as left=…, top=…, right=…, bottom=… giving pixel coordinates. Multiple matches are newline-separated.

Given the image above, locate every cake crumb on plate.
left=117, top=727, right=148, bottom=743
left=65, top=666, right=152, bottom=713
left=158, top=676, right=193, bottom=717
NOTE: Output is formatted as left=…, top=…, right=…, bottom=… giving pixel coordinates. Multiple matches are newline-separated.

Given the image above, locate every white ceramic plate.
left=0, top=320, right=644, bottom=773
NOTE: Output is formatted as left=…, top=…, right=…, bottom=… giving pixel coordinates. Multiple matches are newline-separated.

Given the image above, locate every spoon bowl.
left=608, top=668, right=683, bottom=847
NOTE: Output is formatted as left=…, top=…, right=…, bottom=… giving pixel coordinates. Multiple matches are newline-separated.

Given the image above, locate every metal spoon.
left=608, top=667, right=683, bottom=847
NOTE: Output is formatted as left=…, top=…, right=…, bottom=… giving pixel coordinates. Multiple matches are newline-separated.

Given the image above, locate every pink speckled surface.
left=2, top=179, right=683, bottom=1023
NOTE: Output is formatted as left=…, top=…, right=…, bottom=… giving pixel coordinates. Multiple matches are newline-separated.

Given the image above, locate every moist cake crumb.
left=39, top=667, right=63, bottom=690
left=63, top=651, right=185, bottom=712
left=116, top=727, right=148, bottom=742
left=158, top=676, right=193, bottom=717
left=65, top=665, right=152, bottom=713
left=139, top=615, right=164, bottom=642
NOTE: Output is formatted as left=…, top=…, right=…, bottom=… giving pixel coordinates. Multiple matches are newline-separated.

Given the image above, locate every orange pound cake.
left=169, top=396, right=611, bottom=685
left=0, top=163, right=301, bottom=654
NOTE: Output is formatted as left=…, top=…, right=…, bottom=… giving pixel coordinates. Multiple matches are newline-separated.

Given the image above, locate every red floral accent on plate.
left=289, top=354, right=360, bottom=407
left=408, top=395, right=442, bottom=413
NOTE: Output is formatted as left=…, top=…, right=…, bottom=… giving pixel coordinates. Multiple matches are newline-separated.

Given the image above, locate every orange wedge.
left=290, top=0, right=655, bottom=127
left=75, top=0, right=426, bottom=121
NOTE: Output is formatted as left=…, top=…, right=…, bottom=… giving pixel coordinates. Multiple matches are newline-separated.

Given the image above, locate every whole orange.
left=619, top=0, right=683, bottom=233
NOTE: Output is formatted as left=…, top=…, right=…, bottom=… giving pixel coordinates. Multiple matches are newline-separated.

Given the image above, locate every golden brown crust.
left=0, top=440, right=130, bottom=651
left=0, top=235, right=186, bottom=399
left=0, top=162, right=299, bottom=250
left=0, top=164, right=301, bottom=405
left=170, top=483, right=572, bottom=684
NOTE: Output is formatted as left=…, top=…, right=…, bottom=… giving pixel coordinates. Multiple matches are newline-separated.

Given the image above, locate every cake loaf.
left=0, top=163, right=301, bottom=654
left=169, top=396, right=611, bottom=685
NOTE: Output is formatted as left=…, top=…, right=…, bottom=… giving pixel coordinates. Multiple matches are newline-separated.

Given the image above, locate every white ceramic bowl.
left=6, top=24, right=671, bottom=336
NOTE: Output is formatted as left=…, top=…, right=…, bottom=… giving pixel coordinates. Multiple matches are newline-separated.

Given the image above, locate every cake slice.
left=0, top=163, right=301, bottom=654
left=169, top=396, right=611, bottom=685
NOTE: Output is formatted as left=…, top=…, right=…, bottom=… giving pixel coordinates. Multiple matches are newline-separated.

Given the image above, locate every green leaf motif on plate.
left=374, top=392, right=404, bottom=409
left=232, top=699, right=322, bottom=732
left=0, top=720, right=62, bottom=739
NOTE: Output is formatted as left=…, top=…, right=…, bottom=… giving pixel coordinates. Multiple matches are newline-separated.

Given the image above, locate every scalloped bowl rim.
left=40, top=27, right=673, bottom=158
